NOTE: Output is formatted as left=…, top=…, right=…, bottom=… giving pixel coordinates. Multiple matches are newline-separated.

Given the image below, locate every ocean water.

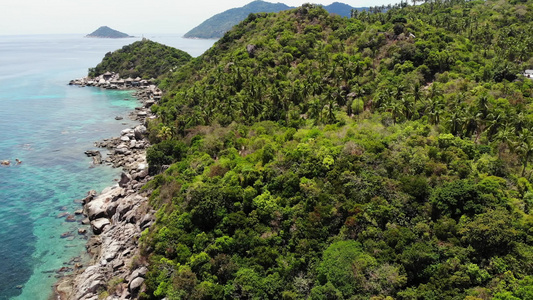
left=0, top=34, right=214, bottom=300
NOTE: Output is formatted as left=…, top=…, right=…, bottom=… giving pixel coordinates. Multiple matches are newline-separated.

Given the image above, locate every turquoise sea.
left=0, top=34, right=214, bottom=299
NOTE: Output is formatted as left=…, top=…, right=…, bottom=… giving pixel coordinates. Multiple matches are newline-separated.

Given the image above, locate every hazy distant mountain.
left=184, top=1, right=291, bottom=39
left=324, top=2, right=358, bottom=17
left=184, top=1, right=364, bottom=39
left=86, top=26, right=133, bottom=39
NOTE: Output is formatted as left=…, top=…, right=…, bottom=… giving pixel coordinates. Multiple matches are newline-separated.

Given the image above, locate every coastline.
left=53, top=83, right=158, bottom=300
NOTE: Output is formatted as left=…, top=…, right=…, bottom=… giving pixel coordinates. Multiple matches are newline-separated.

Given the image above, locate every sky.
left=0, top=0, right=396, bottom=36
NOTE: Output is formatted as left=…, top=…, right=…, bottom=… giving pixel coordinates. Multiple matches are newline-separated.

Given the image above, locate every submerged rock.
left=65, top=214, right=76, bottom=222
left=84, top=150, right=101, bottom=157
left=60, top=232, right=73, bottom=239
left=57, top=212, right=69, bottom=219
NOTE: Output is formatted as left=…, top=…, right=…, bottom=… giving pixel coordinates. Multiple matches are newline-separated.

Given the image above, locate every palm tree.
left=425, top=84, right=444, bottom=125
left=517, top=128, right=533, bottom=177
left=495, top=123, right=516, bottom=158
left=514, top=112, right=528, bottom=133
left=425, top=97, right=444, bottom=125
left=323, top=88, right=338, bottom=124
left=463, top=107, right=480, bottom=137
left=308, top=97, right=323, bottom=123
left=400, top=95, right=414, bottom=120
left=486, top=111, right=503, bottom=141
left=157, top=126, right=173, bottom=141
left=447, top=109, right=463, bottom=136
left=411, top=82, right=423, bottom=111
left=386, top=100, right=403, bottom=124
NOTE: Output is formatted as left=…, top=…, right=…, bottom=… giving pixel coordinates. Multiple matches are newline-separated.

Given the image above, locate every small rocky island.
left=86, top=26, right=133, bottom=38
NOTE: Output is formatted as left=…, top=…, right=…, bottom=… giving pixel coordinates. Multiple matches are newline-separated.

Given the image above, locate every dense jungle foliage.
left=88, top=39, right=192, bottom=79
left=134, top=0, right=533, bottom=299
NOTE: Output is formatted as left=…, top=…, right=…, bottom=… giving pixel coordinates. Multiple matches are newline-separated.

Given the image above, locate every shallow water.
left=0, top=34, right=214, bottom=299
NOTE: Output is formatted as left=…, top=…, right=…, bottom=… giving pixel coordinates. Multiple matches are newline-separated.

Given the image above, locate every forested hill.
left=88, top=39, right=192, bottom=79
left=183, top=0, right=361, bottom=39
left=136, top=1, right=533, bottom=299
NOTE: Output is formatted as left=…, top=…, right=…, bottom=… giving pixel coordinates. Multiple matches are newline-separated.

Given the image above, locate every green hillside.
left=86, top=26, right=132, bottom=38
left=127, top=1, right=533, bottom=299
left=88, top=39, right=192, bottom=79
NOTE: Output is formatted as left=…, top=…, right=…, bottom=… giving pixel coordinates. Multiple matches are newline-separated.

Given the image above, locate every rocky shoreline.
left=53, top=82, right=159, bottom=300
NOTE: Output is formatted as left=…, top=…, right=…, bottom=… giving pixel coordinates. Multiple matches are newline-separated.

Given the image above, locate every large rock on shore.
left=118, top=172, right=131, bottom=188
left=129, top=266, right=148, bottom=281
left=129, top=277, right=144, bottom=293
left=91, top=218, right=110, bottom=234
left=134, top=125, right=146, bottom=140
left=85, top=150, right=103, bottom=165
left=81, top=190, right=97, bottom=205
left=74, top=265, right=106, bottom=299
left=85, top=186, right=123, bottom=220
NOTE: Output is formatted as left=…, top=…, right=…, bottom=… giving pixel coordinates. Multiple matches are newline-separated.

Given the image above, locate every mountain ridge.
left=183, top=0, right=364, bottom=39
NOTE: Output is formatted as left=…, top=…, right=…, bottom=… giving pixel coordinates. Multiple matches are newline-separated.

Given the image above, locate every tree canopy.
left=88, top=39, right=192, bottom=79
left=97, top=0, right=533, bottom=299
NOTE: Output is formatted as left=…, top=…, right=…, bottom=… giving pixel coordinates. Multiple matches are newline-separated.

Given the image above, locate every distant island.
left=86, top=26, right=133, bottom=39
left=183, top=0, right=366, bottom=39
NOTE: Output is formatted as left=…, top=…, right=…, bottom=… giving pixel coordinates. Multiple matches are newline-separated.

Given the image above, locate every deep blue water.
left=0, top=34, right=214, bottom=300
